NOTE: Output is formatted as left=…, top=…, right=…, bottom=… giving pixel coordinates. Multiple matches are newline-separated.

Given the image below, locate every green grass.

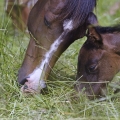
left=0, top=0, right=120, bottom=119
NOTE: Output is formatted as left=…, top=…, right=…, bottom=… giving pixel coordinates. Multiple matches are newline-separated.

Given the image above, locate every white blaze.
left=24, top=19, right=73, bottom=91
left=63, top=19, right=73, bottom=30
left=27, top=33, right=64, bottom=90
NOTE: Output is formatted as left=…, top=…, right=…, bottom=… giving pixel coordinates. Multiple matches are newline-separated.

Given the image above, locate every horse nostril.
left=23, top=84, right=28, bottom=90
left=19, top=76, right=29, bottom=85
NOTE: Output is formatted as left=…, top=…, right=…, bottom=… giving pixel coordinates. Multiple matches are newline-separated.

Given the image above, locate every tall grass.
left=0, top=0, right=120, bottom=119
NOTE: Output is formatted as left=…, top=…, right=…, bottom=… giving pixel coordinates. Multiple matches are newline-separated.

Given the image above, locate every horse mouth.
left=20, top=74, right=46, bottom=94
left=21, top=84, right=39, bottom=94
left=21, top=82, right=41, bottom=94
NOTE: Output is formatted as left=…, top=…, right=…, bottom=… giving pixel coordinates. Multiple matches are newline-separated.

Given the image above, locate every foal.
left=76, top=25, right=120, bottom=99
left=5, top=0, right=37, bottom=31
left=18, top=0, right=97, bottom=93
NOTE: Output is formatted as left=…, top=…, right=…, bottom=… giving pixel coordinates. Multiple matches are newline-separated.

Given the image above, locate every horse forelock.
left=59, top=0, right=96, bottom=28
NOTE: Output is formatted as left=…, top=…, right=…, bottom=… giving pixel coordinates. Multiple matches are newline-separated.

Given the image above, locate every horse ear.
left=87, top=25, right=102, bottom=41
left=87, top=12, right=98, bottom=25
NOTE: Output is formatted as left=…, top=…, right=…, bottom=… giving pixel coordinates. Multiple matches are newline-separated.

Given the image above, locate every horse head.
left=76, top=25, right=120, bottom=99
left=18, top=0, right=97, bottom=93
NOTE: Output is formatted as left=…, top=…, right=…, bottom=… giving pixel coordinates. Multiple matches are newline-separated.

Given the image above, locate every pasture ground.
left=0, top=0, right=120, bottom=119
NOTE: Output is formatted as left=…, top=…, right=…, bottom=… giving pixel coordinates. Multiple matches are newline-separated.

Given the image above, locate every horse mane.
left=94, top=25, right=120, bottom=34
left=60, top=0, right=97, bottom=28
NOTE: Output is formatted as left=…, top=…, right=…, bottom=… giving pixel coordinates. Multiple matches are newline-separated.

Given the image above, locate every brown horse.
left=76, top=25, right=120, bottom=99
left=5, top=0, right=37, bottom=31
left=18, top=0, right=97, bottom=93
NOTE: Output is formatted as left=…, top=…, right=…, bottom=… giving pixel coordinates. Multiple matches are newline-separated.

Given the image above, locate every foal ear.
left=87, top=25, right=102, bottom=42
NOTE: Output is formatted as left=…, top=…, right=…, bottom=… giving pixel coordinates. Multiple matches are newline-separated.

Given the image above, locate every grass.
left=0, top=0, right=120, bottom=119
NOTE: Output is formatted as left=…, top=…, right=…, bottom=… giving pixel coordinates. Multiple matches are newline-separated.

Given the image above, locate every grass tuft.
left=0, top=0, right=120, bottom=119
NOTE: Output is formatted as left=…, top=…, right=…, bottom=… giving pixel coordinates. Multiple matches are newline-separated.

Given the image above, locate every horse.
left=76, top=25, right=120, bottom=99
left=5, top=0, right=37, bottom=31
left=18, top=0, right=97, bottom=94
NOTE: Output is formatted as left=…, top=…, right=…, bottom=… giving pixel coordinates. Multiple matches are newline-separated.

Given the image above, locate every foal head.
left=18, top=0, right=97, bottom=93
left=76, top=25, right=120, bottom=99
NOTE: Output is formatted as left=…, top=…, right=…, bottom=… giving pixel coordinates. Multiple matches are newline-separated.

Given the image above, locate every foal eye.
left=44, top=17, right=51, bottom=28
left=87, top=64, right=98, bottom=73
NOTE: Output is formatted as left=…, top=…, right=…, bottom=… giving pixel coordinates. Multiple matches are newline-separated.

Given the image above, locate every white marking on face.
left=22, top=19, right=73, bottom=92
left=24, top=32, right=64, bottom=91
left=63, top=19, right=73, bottom=30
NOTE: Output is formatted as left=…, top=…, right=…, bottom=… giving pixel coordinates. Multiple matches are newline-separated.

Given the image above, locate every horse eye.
left=87, top=64, right=98, bottom=73
left=44, top=17, right=51, bottom=28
